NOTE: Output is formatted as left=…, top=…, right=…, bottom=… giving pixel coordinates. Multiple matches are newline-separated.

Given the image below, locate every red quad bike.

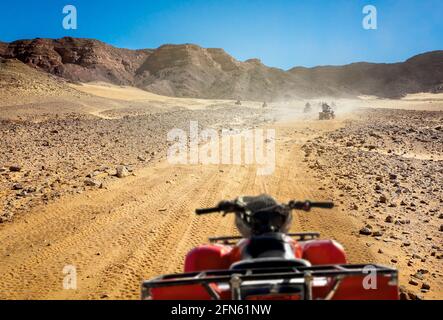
left=141, top=195, right=399, bottom=300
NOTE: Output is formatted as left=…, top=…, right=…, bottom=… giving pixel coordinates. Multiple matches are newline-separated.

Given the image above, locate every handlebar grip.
left=195, top=207, right=220, bottom=215
left=310, top=202, right=334, bottom=209
left=288, top=201, right=334, bottom=211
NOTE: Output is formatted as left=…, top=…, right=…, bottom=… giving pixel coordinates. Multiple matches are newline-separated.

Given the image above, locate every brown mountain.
left=1, top=37, right=442, bottom=99
left=0, top=37, right=151, bottom=85
left=289, top=51, right=443, bottom=98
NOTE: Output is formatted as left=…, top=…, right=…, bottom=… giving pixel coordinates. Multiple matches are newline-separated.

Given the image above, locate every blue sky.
left=0, top=0, right=441, bottom=69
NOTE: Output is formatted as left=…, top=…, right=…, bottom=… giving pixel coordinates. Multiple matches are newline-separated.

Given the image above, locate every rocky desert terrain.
left=0, top=59, right=268, bottom=223
left=0, top=40, right=442, bottom=300
left=302, top=107, right=443, bottom=299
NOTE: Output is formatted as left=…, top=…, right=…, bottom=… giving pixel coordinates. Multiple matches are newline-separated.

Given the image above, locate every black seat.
left=232, top=233, right=311, bottom=270
left=242, top=233, right=295, bottom=259
left=230, top=257, right=311, bottom=270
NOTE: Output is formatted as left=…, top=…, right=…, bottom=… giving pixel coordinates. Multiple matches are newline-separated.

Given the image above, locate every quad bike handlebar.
left=196, top=195, right=334, bottom=236
left=196, top=199, right=334, bottom=215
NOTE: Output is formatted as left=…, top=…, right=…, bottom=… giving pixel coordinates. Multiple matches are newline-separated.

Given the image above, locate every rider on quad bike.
left=304, top=102, right=312, bottom=113
left=319, top=103, right=335, bottom=120
left=142, top=195, right=398, bottom=300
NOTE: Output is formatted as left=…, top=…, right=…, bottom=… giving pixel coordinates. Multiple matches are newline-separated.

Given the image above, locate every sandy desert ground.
left=0, top=80, right=442, bottom=300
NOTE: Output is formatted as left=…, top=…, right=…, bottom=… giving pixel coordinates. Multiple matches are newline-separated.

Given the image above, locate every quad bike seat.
left=242, top=233, right=296, bottom=260
left=233, top=233, right=311, bottom=270
left=230, top=257, right=311, bottom=270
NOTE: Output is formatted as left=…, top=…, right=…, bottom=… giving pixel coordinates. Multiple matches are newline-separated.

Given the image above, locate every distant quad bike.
left=141, top=195, right=398, bottom=300
left=319, top=103, right=335, bottom=120
left=262, top=101, right=268, bottom=108
left=304, top=102, right=312, bottom=113
left=235, top=100, right=242, bottom=106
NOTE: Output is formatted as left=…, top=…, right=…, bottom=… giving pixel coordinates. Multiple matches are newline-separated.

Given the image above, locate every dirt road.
left=0, top=118, right=377, bottom=300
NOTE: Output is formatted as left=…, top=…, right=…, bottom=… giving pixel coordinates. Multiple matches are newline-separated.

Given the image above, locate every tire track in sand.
left=0, top=118, right=375, bottom=299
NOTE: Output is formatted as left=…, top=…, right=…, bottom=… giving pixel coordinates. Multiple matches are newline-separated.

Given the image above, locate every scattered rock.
left=359, top=227, right=372, bottom=236
left=116, top=166, right=129, bottom=178
left=421, top=283, right=430, bottom=290
left=408, top=279, right=419, bottom=286
left=12, top=183, right=23, bottom=190
left=84, top=179, right=101, bottom=187
left=105, top=168, right=117, bottom=176
left=9, top=165, right=22, bottom=172
left=411, top=272, right=424, bottom=280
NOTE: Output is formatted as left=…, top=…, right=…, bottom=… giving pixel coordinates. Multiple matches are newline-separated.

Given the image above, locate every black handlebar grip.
left=310, top=202, right=334, bottom=209
left=195, top=207, right=220, bottom=215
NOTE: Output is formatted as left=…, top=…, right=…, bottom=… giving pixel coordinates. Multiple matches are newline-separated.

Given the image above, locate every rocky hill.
left=0, top=57, right=84, bottom=107
left=289, top=51, right=443, bottom=98
left=0, top=38, right=151, bottom=86
left=1, top=37, right=442, bottom=99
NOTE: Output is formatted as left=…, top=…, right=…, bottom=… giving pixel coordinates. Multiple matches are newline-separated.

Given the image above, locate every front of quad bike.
left=142, top=264, right=399, bottom=300
left=141, top=236, right=399, bottom=300
left=141, top=267, right=399, bottom=300
left=141, top=196, right=399, bottom=300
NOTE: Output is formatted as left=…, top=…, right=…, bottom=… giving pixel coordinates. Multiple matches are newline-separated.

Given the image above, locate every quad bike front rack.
left=141, top=264, right=398, bottom=300
left=209, top=232, right=320, bottom=245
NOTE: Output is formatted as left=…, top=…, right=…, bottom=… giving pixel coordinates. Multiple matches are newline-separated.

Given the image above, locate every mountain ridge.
left=1, top=37, right=442, bottom=99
